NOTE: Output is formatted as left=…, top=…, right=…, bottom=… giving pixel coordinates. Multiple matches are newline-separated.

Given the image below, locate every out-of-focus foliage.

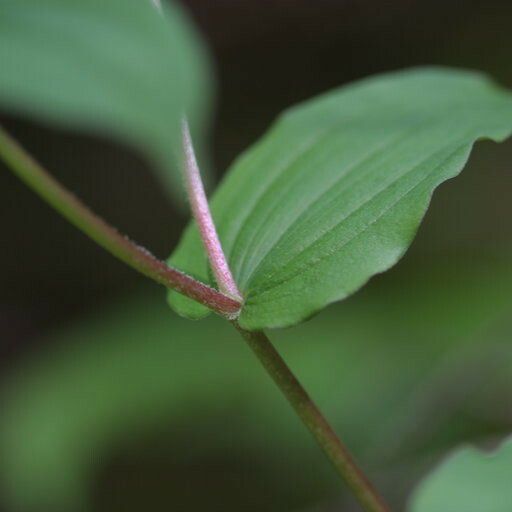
left=1, top=254, right=512, bottom=511
left=0, top=0, right=213, bottom=198
left=409, top=437, right=512, bottom=512
left=168, top=68, right=512, bottom=328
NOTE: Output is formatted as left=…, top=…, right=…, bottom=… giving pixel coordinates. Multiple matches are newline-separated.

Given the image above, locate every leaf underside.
left=0, top=0, right=212, bottom=198
left=168, top=67, right=512, bottom=329
left=409, top=436, right=512, bottom=511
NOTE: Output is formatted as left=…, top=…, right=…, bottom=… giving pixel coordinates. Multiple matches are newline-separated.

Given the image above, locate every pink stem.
left=0, top=125, right=241, bottom=317
left=181, top=118, right=242, bottom=302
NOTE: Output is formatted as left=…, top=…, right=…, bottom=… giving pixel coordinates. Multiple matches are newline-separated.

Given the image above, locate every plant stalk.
left=181, top=122, right=390, bottom=512
left=0, top=125, right=240, bottom=317
left=2, top=123, right=390, bottom=511
left=233, top=323, right=390, bottom=512
left=181, top=118, right=242, bottom=301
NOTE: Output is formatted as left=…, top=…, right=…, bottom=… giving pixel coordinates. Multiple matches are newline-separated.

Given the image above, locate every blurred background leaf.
left=0, top=0, right=213, bottom=199
left=1, top=253, right=511, bottom=511
left=409, top=436, right=512, bottom=512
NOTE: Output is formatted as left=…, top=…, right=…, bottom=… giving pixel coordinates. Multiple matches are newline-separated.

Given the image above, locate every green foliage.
left=409, top=437, right=512, bottom=512
left=1, top=1, right=511, bottom=507
left=168, top=68, right=512, bottom=329
left=2, top=5, right=512, bottom=503
left=0, top=0, right=212, bottom=197
left=1, top=255, right=512, bottom=510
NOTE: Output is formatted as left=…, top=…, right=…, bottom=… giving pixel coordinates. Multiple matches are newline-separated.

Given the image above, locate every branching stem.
left=182, top=122, right=390, bottom=512
left=0, top=125, right=240, bottom=316
left=2, top=123, right=390, bottom=512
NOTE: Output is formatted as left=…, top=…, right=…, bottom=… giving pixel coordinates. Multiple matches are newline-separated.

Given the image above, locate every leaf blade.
left=168, top=68, right=512, bottom=327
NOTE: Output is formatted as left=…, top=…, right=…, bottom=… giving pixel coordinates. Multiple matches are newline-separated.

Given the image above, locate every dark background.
left=1, top=1, right=512, bottom=511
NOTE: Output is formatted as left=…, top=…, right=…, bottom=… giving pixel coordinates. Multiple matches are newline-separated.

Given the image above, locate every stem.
left=181, top=118, right=242, bottom=301
left=181, top=123, right=388, bottom=511
left=0, top=125, right=240, bottom=317
left=233, top=323, right=390, bottom=512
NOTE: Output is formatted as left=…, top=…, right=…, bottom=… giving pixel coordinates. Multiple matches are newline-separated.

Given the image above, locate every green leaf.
left=0, top=0, right=213, bottom=198
left=167, top=68, right=512, bottom=328
left=409, top=436, right=512, bottom=512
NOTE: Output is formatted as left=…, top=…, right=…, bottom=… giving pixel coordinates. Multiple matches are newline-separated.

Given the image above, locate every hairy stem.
left=181, top=118, right=242, bottom=301
left=233, top=323, right=390, bottom=512
left=0, top=125, right=240, bottom=316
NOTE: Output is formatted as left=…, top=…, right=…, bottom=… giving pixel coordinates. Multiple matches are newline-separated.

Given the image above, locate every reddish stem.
left=181, top=118, right=242, bottom=302
left=0, top=125, right=240, bottom=317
